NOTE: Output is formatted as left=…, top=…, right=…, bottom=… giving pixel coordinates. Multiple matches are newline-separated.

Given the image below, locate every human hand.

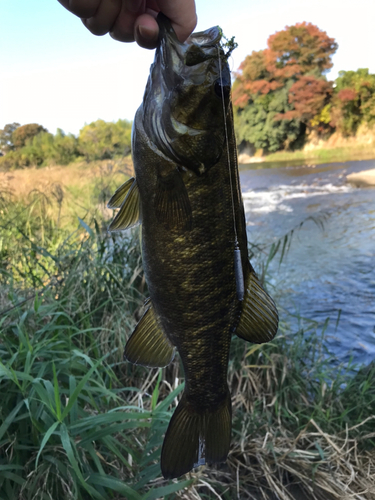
left=58, top=0, right=197, bottom=49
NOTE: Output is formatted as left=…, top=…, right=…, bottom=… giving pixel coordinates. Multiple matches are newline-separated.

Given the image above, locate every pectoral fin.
left=109, top=178, right=141, bottom=232
left=124, top=299, right=175, bottom=367
left=107, top=177, right=134, bottom=209
left=155, top=170, right=192, bottom=230
left=236, top=271, right=278, bottom=343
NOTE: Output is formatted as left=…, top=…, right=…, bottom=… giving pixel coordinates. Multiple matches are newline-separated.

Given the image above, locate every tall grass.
left=1, top=181, right=375, bottom=499
left=1, top=186, right=190, bottom=498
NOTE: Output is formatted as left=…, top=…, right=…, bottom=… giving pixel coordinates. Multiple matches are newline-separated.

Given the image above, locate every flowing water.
left=240, top=159, right=375, bottom=367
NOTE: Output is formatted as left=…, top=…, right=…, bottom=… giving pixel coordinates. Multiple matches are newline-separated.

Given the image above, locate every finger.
left=83, top=0, right=122, bottom=36
left=109, top=1, right=140, bottom=42
left=156, top=0, right=197, bottom=42
left=57, top=0, right=101, bottom=18
left=134, top=12, right=159, bottom=49
left=126, top=0, right=144, bottom=13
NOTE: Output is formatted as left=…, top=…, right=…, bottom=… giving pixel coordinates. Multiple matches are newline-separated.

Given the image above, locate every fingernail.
left=138, top=24, right=157, bottom=41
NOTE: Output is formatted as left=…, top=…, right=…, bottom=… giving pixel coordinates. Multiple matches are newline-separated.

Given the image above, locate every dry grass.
left=223, top=419, right=375, bottom=499
left=0, top=157, right=134, bottom=229
left=304, top=125, right=375, bottom=153
left=0, top=158, right=134, bottom=198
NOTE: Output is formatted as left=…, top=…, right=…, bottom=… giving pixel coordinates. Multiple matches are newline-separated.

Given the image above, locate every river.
left=240, top=159, right=375, bottom=367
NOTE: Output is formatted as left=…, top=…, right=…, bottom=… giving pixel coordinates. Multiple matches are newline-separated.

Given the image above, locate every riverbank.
left=240, top=144, right=375, bottom=165
left=239, top=126, right=375, bottom=166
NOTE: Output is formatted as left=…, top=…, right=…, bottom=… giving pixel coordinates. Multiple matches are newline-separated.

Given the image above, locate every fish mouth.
left=155, top=13, right=227, bottom=116
left=157, top=13, right=222, bottom=69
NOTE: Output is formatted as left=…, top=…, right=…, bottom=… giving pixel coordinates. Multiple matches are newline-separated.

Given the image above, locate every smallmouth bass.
left=108, top=14, right=278, bottom=479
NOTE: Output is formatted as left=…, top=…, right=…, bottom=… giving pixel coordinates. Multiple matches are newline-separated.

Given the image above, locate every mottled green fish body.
left=108, top=14, right=278, bottom=479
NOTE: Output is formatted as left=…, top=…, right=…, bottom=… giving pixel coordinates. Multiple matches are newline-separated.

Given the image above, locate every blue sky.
left=1, top=0, right=374, bottom=136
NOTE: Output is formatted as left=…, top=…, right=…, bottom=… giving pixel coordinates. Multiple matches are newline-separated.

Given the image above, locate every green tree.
left=0, top=128, right=80, bottom=171
left=47, top=129, right=79, bottom=165
left=18, top=129, right=80, bottom=167
left=331, top=69, right=375, bottom=135
left=0, top=119, right=132, bottom=171
left=0, top=122, right=20, bottom=153
left=234, top=84, right=303, bottom=152
left=20, top=131, right=55, bottom=167
left=78, top=119, right=132, bottom=161
left=12, top=123, right=47, bottom=149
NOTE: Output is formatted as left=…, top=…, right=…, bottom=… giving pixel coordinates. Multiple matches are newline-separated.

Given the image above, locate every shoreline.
left=238, top=126, right=375, bottom=166
left=238, top=146, right=375, bottom=166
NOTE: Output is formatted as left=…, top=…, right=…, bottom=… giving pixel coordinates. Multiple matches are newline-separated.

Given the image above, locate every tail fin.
left=161, top=391, right=231, bottom=479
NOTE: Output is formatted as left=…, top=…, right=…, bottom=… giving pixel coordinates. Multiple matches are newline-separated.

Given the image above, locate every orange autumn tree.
left=233, top=22, right=337, bottom=152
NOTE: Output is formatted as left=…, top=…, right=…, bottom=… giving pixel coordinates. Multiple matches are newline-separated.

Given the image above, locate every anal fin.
left=155, top=170, right=192, bottom=230
left=124, top=299, right=175, bottom=368
left=109, top=177, right=141, bottom=232
left=236, top=271, right=278, bottom=343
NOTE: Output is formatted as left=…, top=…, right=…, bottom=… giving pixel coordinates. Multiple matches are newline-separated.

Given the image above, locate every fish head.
left=142, top=14, right=232, bottom=175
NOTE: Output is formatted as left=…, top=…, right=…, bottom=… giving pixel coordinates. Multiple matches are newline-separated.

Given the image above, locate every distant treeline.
left=2, top=22, right=375, bottom=170
left=0, top=119, right=132, bottom=171
left=233, top=22, right=375, bottom=153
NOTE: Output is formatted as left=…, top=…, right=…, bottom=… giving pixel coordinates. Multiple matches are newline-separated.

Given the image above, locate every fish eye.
left=214, top=79, right=230, bottom=99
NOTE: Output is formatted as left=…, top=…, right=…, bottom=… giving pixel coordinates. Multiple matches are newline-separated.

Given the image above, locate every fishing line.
left=217, top=46, right=245, bottom=301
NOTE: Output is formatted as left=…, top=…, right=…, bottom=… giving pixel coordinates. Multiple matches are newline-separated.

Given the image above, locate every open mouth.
left=157, top=13, right=222, bottom=68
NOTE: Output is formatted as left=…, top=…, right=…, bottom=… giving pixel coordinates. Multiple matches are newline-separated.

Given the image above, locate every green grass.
left=1, top=182, right=375, bottom=499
